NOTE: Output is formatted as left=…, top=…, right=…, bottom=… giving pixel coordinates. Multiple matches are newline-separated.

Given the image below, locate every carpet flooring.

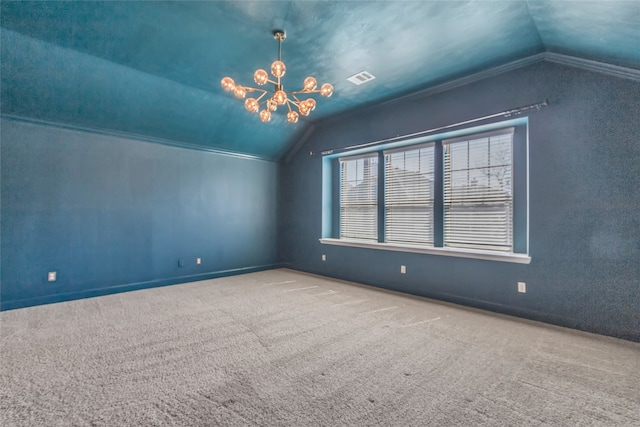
left=1, top=269, right=639, bottom=426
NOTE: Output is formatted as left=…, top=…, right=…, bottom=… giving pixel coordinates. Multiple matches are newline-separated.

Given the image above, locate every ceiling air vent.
left=347, top=71, right=376, bottom=85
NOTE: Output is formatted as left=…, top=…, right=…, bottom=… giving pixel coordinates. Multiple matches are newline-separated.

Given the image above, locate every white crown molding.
left=374, top=52, right=640, bottom=108
left=317, top=51, right=640, bottom=131
left=0, top=114, right=276, bottom=162
left=380, top=53, right=548, bottom=106
left=317, top=53, right=547, bottom=128
left=543, top=52, right=640, bottom=82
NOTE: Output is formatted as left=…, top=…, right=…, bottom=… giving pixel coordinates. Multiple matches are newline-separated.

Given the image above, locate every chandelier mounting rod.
left=273, top=30, right=285, bottom=62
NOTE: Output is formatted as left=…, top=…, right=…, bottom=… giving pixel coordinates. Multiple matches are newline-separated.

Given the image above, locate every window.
left=322, top=119, right=529, bottom=263
left=384, top=144, right=435, bottom=245
left=443, top=129, right=513, bottom=252
left=339, top=154, right=378, bottom=241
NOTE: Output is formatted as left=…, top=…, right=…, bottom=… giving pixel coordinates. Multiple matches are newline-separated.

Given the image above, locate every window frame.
left=320, top=118, right=530, bottom=264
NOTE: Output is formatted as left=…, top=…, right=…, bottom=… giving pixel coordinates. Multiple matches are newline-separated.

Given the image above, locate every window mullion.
left=434, top=141, right=444, bottom=247
left=377, top=151, right=385, bottom=243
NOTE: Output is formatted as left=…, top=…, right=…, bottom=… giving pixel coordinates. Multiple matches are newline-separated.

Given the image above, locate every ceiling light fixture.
left=221, top=30, right=333, bottom=123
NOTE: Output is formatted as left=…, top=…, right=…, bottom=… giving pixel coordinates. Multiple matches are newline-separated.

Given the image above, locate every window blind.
left=443, top=129, right=514, bottom=252
left=340, top=154, right=378, bottom=240
left=384, top=144, right=435, bottom=245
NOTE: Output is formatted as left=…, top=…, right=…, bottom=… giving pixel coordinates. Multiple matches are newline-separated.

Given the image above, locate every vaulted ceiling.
left=2, top=1, right=639, bottom=160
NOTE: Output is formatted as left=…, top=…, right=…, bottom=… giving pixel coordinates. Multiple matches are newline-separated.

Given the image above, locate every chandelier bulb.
left=303, top=76, right=317, bottom=91
left=245, top=98, right=259, bottom=113
left=287, top=111, right=299, bottom=123
left=233, top=85, right=246, bottom=99
left=320, top=83, right=334, bottom=97
left=267, top=99, right=278, bottom=112
left=271, top=60, right=286, bottom=78
left=274, top=90, right=287, bottom=105
left=221, top=77, right=235, bottom=92
left=306, top=98, right=316, bottom=111
left=254, top=69, right=268, bottom=86
left=299, top=102, right=310, bottom=117
left=259, top=109, right=272, bottom=122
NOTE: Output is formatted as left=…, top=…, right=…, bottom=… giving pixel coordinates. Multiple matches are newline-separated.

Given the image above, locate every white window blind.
left=384, top=144, right=435, bottom=245
left=443, top=129, right=514, bottom=252
left=340, top=154, right=378, bottom=240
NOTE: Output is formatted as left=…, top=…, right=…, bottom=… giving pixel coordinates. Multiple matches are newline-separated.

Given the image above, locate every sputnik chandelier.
left=221, top=30, right=333, bottom=123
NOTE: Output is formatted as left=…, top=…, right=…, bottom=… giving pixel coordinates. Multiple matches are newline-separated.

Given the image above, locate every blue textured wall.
left=1, top=119, right=279, bottom=309
left=279, top=61, right=640, bottom=341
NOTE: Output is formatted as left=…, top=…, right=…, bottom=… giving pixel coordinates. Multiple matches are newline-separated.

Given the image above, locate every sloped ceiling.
left=1, top=1, right=639, bottom=160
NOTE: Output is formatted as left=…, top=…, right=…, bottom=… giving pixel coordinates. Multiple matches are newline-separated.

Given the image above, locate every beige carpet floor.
left=1, top=268, right=639, bottom=426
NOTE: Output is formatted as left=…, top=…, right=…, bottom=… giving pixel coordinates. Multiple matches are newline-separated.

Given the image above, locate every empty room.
left=1, top=1, right=639, bottom=425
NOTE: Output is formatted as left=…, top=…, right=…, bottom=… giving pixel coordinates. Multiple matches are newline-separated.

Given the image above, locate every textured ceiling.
left=2, top=1, right=639, bottom=160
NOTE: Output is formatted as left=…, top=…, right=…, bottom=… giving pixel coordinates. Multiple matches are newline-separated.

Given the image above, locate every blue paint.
left=322, top=117, right=528, bottom=159
left=1, top=1, right=639, bottom=340
left=512, top=125, right=529, bottom=254
left=1, top=264, right=276, bottom=311
left=1, top=119, right=279, bottom=309
left=280, top=61, right=640, bottom=342
left=528, top=1, right=640, bottom=68
left=9, top=1, right=638, bottom=159
left=321, top=156, right=332, bottom=238
left=0, top=30, right=294, bottom=160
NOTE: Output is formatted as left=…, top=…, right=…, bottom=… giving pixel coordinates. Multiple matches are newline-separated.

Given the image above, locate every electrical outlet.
left=322, top=254, right=326, bottom=261
left=178, top=259, right=184, bottom=268
left=518, top=282, right=526, bottom=293
left=196, top=257, right=202, bottom=265
left=47, top=271, right=57, bottom=282
left=400, top=265, right=406, bottom=274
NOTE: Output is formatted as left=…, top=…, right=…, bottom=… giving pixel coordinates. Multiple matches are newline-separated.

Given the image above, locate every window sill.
left=319, top=238, right=531, bottom=264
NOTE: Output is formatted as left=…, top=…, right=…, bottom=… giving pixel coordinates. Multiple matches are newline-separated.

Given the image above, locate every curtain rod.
left=309, top=99, right=548, bottom=156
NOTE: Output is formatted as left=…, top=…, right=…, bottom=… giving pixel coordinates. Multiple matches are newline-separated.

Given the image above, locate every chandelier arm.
left=244, top=86, right=268, bottom=93
left=255, top=92, right=269, bottom=102
left=290, top=90, right=319, bottom=95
